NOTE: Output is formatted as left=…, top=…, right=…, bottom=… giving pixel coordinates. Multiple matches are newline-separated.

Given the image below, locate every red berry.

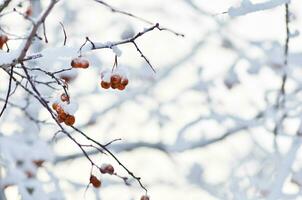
left=64, top=115, right=75, bottom=126
left=60, top=93, right=70, bottom=102
left=121, top=78, right=129, bottom=86
left=58, top=112, right=67, bottom=122
left=56, top=106, right=65, bottom=115
left=0, top=35, right=8, bottom=49
left=52, top=103, right=59, bottom=110
left=111, top=82, right=119, bottom=89
left=110, top=74, right=121, bottom=84
left=140, top=195, right=150, bottom=200
left=117, top=84, right=125, bottom=90
left=100, top=164, right=114, bottom=175
left=80, top=59, right=89, bottom=68
left=101, top=81, right=111, bottom=89
left=90, top=175, right=101, bottom=188
left=71, top=58, right=89, bottom=69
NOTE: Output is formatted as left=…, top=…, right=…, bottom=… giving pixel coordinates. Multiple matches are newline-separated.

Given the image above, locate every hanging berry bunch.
left=100, top=56, right=129, bottom=90
left=52, top=93, right=78, bottom=126
left=71, top=57, right=90, bottom=69
left=86, top=164, right=114, bottom=190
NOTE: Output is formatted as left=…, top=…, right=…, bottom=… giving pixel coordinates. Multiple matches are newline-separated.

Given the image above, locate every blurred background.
left=2, top=0, right=302, bottom=199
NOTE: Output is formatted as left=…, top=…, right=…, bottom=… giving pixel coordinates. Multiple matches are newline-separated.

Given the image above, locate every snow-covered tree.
left=1, top=0, right=302, bottom=199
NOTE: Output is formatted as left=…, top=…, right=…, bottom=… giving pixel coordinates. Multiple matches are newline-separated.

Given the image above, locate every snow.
left=114, top=66, right=129, bottom=78
left=121, top=25, right=135, bottom=40
left=111, top=46, right=122, bottom=57
left=100, top=69, right=111, bottom=82
left=228, top=0, right=290, bottom=17
left=0, top=133, right=55, bottom=199
left=61, top=101, right=78, bottom=115
left=0, top=50, right=19, bottom=66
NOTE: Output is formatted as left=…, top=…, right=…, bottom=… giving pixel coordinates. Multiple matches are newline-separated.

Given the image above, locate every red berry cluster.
left=52, top=94, right=75, bottom=126
left=71, top=57, right=89, bottom=69
left=0, top=35, right=8, bottom=49
left=100, top=70, right=129, bottom=90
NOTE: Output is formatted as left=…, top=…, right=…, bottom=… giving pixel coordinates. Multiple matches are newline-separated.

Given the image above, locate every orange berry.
left=52, top=103, right=59, bottom=110
left=101, top=81, right=111, bottom=89
left=80, top=59, right=89, bottom=68
left=71, top=58, right=89, bottom=69
left=56, top=106, right=65, bottom=115
left=60, top=93, right=69, bottom=102
left=110, top=75, right=121, bottom=84
left=90, top=175, right=101, bottom=188
left=140, top=195, right=150, bottom=200
left=71, top=58, right=80, bottom=68
left=64, top=115, right=75, bottom=126
left=58, top=112, right=67, bottom=122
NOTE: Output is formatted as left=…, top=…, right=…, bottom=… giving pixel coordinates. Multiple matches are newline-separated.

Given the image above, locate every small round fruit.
left=80, top=59, right=89, bottom=68
left=117, top=84, right=125, bottom=90
left=58, top=112, right=67, bottom=122
left=121, top=78, right=129, bottom=86
left=64, top=115, right=75, bottom=126
left=90, top=175, right=101, bottom=188
left=101, top=81, right=111, bottom=89
left=71, top=58, right=89, bottom=69
left=56, top=106, right=65, bottom=115
left=0, top=35, right=8, bottom=49
left=111, top=82, right=119, bottom=89
left=110, top=75, right=121, bottom=84
left=140, top=195, right=150, bottom=200
left=60, top=93, right=69, bottom=102
left=52, top=103, right=59, bottom=110
left=100, top=164, right=114, bottom=175
left=57, top=115, right=64, bottom=123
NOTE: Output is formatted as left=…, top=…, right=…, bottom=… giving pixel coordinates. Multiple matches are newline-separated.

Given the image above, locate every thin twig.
left=0, top=66, right=13, bottom=117
left=59, top=22, right=67, bottom=46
